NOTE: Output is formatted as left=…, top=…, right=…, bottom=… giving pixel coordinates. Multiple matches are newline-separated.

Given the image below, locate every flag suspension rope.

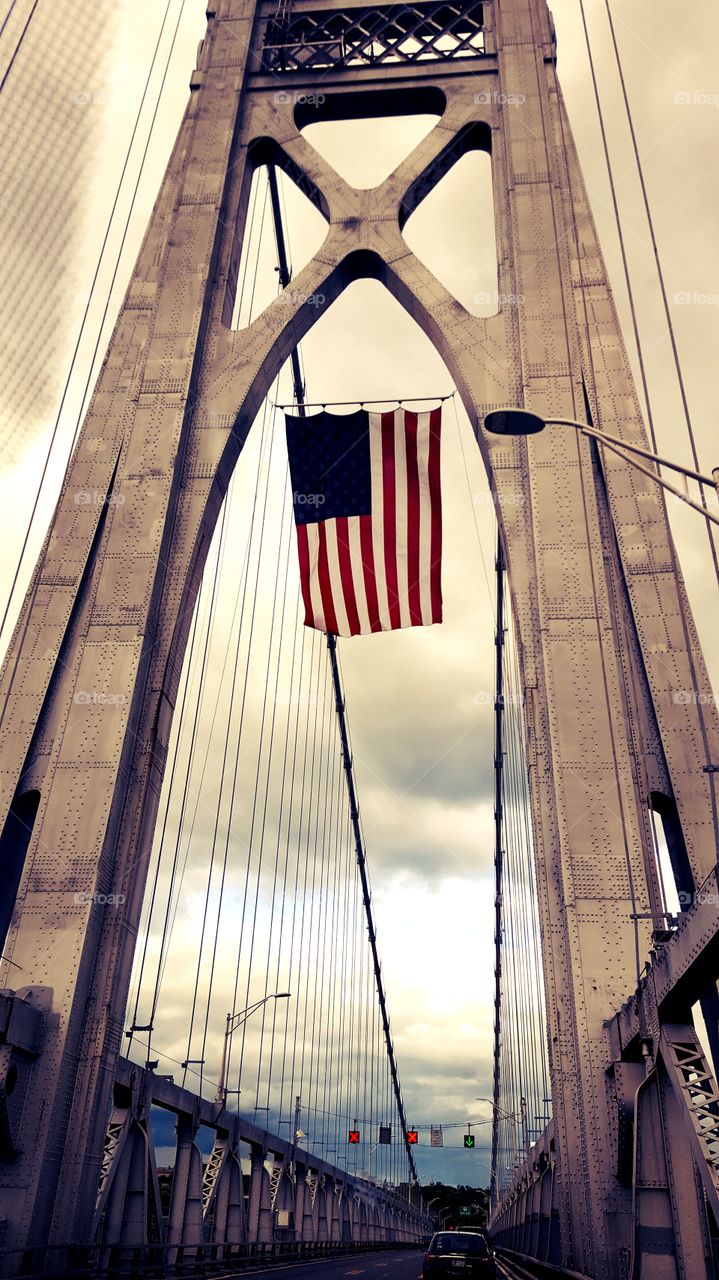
left=273, top=393, right=455, bottom=410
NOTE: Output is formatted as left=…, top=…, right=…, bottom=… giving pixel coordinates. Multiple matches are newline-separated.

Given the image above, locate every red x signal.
left=407, top=1130, right=418, bottom=1144
left=348, top=1130, right=360, bottom=1144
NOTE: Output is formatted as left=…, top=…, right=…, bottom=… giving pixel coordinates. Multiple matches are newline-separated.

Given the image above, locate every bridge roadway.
left=219, top=1250, right=423, bottom=1278
left=211, top=1245, right=588, bottom=1280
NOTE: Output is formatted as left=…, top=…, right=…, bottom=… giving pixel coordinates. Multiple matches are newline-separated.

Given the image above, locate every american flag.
left=284, top=406, right=443, bottom=637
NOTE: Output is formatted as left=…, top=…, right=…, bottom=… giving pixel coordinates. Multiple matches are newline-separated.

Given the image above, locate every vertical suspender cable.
left=577, top=0, right=719, bottom=584
left=0, top=0, right=40, bottom=96
left=490, top=530, right=505, bottom=1207
left=0, top=0, right=183, bottom=647
left=567, top=2, right=719, bottom=853
left=602, top=0, right=719, bottom=584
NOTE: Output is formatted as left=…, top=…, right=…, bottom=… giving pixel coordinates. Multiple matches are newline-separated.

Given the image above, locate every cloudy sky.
left=1, top=0, right=718, bottom=1190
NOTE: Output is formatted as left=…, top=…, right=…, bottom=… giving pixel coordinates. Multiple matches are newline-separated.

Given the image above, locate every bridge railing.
left=79, top=1055, right=429, bottom=1271
left=488, top=1121, right=560, bottom=1265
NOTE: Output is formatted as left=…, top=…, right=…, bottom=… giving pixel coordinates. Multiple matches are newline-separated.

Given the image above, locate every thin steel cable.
left=142, top=494, right=231, bottom=1062
left=125, top=595, right=201, bottom=1049
left=560, top=8, right=719, bottom=861
left=602, top=0, right=719, bottom=583
left=196, top=487, right=293, bottom=1092
left=508, top=617, right=550, bottom=1112
left=0, top=0, right=40, bottom=95
left=273, top=626, right=317, bottom=1128
left=234, top=497, right=295, bottom=1090
left=211, top=385, right=283, bottom=1092
left=173, top=189, right=281, bottom=1085
left=0, top=0, right=181, bottom=647
left=179, top=503, right=252, bottom=1087
left=148, top=180, right=282, bottom=1030
left=142, top=383, right=276, bottom=1039
left=0, top=0, right=21, bottom=44
left=276, top=630, right=319, bottom=1125
left=253, top=588, right=303, bottom=1117
left=284, top=634, right=324, bottom=1113
left=295, top=683, right=331, bottom=1117
left=304, top=697, right=337, bottom=1130
left=261, top=600, right=308, bottom=1115
left=0, top=0, right=191, bottom=760
left=319, top=755, right=345, bottom=1155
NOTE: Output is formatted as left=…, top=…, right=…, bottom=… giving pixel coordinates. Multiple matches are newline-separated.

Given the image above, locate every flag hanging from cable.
left=284, top=406, right=443, bottom=637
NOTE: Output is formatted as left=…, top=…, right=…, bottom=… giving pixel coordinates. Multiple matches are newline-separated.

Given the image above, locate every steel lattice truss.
left=263, top=2, right=486, bottom=72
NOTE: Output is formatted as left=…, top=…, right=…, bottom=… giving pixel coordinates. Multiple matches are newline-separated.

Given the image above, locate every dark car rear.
left=422, top=1230, right=495, bottom=1277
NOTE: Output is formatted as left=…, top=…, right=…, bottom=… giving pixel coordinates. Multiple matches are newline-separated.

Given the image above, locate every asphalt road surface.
left=225, top=1250, right=423, bottom=1279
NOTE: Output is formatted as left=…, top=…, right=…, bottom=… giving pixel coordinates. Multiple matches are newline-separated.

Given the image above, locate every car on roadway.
left=422, top=1230, right=496, bottom=1277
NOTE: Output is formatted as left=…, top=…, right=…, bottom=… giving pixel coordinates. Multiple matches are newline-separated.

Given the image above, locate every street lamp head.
left=483, top=408, right=546, bottom=437
left=276, top=992, right=291, bottom=999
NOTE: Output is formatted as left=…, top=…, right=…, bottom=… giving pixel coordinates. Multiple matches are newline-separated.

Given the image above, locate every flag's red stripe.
left=359, top=515, right=382, bottom=632
left=296, top=524, right=315, bottom=628
left=316, top=521, right=339, bottom=635
left=335, top=517, right=361, bottom=636
left=428, top=407, right=443, bottom=623
left=404, top=411, right=422, bottom=626
left=381, top=411, right=401, bottom=629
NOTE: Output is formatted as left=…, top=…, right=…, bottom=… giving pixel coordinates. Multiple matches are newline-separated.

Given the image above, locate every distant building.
left=0, top=0, right=117, bottom=461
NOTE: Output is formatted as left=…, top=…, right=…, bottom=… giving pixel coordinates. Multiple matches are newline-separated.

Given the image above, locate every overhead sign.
left=407, top=1130, right=418, bottom=1145
left=463, top=1134, right=475, bottom=1149
left=379, top=1126, right=392, bottom=1145
left=430, top=1126, right=443, bottom=1148
left=348, top=1130, right=360, bottom=1144
left=459, top=1206, right=473, bottom=1216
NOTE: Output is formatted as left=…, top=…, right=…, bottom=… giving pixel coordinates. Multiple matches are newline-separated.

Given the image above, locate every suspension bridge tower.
left=0, top=0, right=717, bottom=1276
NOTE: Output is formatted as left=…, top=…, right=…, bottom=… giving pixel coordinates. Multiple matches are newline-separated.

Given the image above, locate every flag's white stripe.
left=415, top=411, right=434, bottom=625
left=393, top=408, right=411, bottom=629
left=325, top=518, right=351, bottom=638
left=369, top=411, right=391, bottom=630
left=305, top=523, right=326, bottom=632
left=348, top=516, right=371, bottom=634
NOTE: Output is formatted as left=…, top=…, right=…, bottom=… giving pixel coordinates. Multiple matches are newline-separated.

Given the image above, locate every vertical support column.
left=331, top=1187, right=343, bottom=1243
left=212, top=1149, right=246, bottom=1247
left=316, top=1179, right=328, bottom=1242
left=167, top=1114, right=203, bottom=1249
left=301, top=1169, right=317, bottom=1242
left=247, top=1146, right=272, bottom=1245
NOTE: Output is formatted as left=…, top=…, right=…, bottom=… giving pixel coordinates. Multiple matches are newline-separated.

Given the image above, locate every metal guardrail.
left=494, top=1247, right=592, bottom=1280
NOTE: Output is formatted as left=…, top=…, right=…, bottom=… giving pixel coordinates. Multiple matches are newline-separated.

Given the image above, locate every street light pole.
left=476, top=1095, right=529, bottom=1185
left=484, top=409, right=719, bottom=527
left=291, top=1094, right=303, bottom=1179
left=476, top=1096, right=523, bottom=1127
left=214, top=992, right=291, bottom=1107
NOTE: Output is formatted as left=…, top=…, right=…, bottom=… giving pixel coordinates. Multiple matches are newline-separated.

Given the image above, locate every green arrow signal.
left=464, top=1134, right=475, bottom=1149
